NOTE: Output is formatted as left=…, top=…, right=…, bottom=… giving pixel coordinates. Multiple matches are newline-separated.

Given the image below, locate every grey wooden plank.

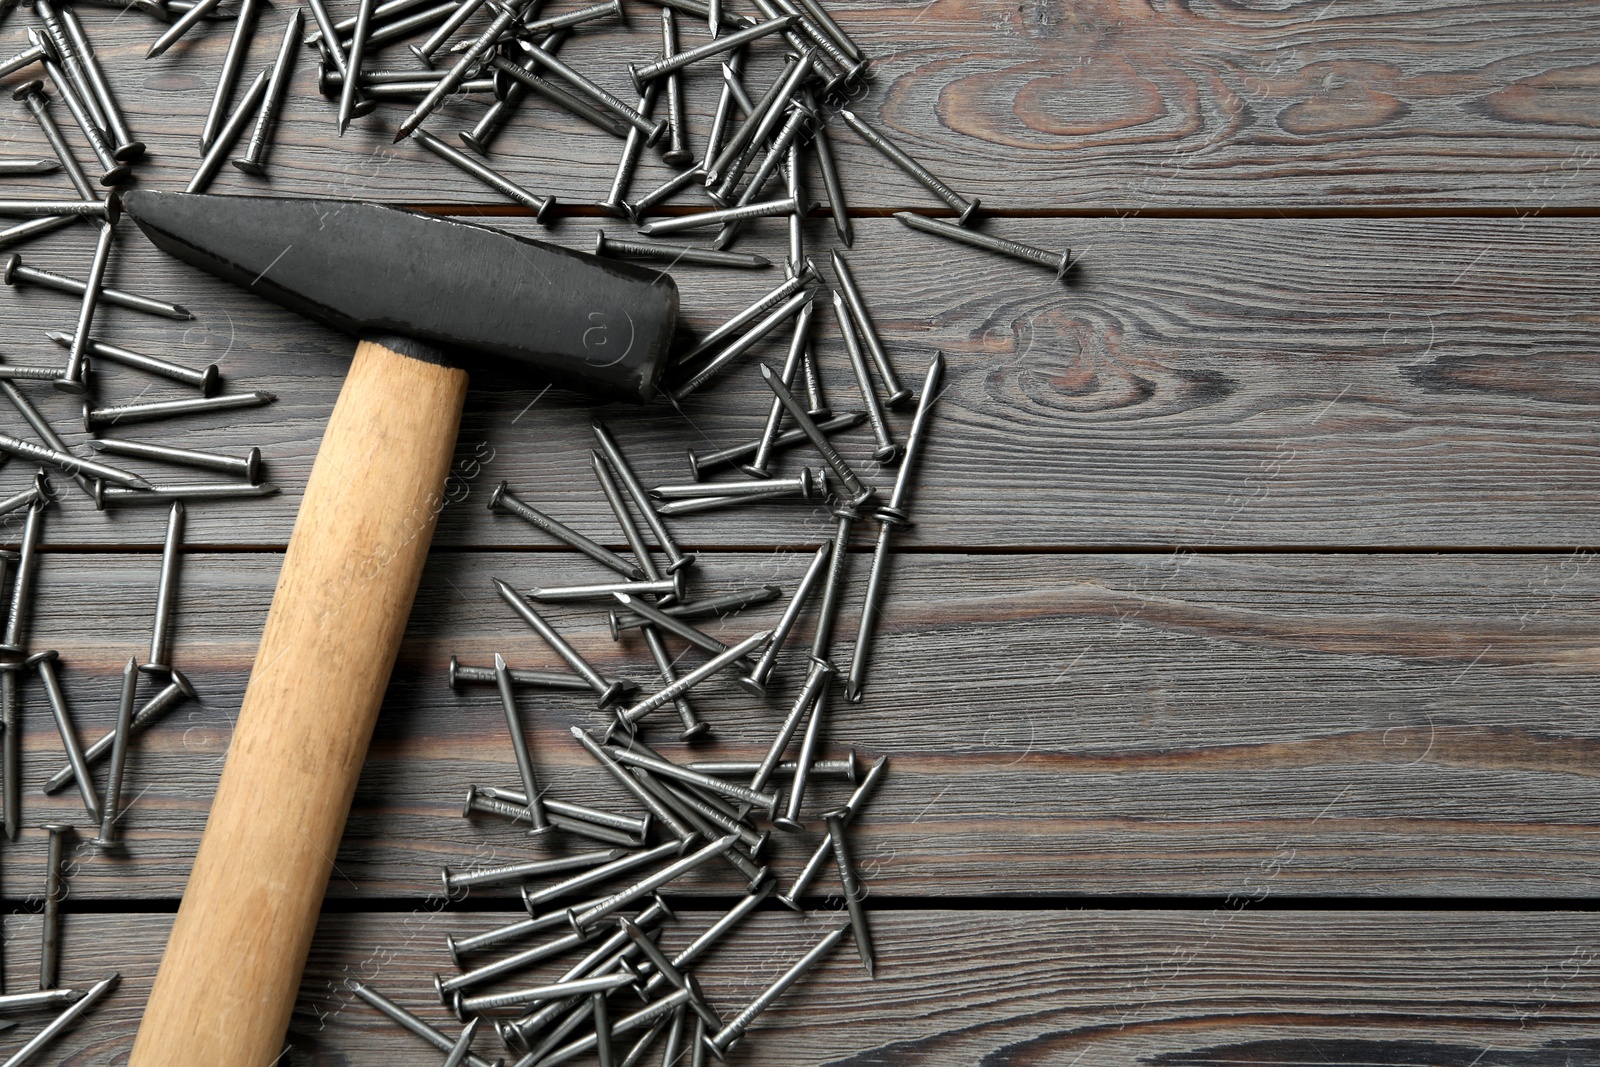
left=6, top=909, right=1600, bottom=1064
left=6, top=548, right=1600, bottom=899
left=3, top=1, right=1597, bottom=209
left=0, top=216, right=1597, bottom=548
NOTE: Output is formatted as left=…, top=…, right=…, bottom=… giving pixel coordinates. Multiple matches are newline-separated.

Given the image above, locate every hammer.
left=116, top=191, right=677, bottom=1066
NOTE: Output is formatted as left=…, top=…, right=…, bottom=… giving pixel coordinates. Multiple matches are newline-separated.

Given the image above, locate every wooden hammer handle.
left=130, top=340, right=469, bottom=1066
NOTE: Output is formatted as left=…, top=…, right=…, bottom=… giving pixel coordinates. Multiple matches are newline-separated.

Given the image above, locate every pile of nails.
left=355, top=383, right=939, bottom=1066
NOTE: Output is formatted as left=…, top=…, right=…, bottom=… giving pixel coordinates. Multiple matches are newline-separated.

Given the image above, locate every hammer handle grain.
left=128, top=340, right=469, bottom=1067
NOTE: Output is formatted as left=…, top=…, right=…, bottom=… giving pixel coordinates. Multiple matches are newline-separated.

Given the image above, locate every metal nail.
left=392, top=0, right=527, bottom=142
left=410, top=0, right=487, bottom=66
left=757, top=364, right=875, bottom=506
left=493, top=578, right=627, bottom=707
left=536, top=987, right=689, bottom=1067
left=47, top=332, right=219, bottom=394
left=409, top=128, right=555, bottom=221
left=6, top=254, right=191, bottom=320
left=652, top=478, right=824, bottom=516
left=591, top=447, right=665, bottom=592
left=831, top=249, right=910, bottom=406
left=40, top=48, right=127, bottom=183
left=659, top=1006, right=689, bottom=1067
left=304, top=0, right=373, bottom=120
left=594, top=231, right=768, bottom=270
left=232, top=9, right=300, bottom=174
left=0, top=38, right=52, bottom=82
left=187, top=66, right=269, bottom=193
left=894, top=210, right=1071, bottom=278
left=92, top=657, right=139, bottom=850
left=810, top=506, right=857, bottom=659
left=568, top=833, right=737, bottom=935
left=639, top=880, right=771, bottom=1001
left=458, top=973, right=633, bottom=1017
left=786, top=140, right=805, bottom=277
left=779, top=754, right=886, bottom=905
left=700, top=56, right=743, bottom=181
left=671, top=289, right=813, bottom=401
left=494, top=653, right=551, bottom=835
left=650, top=473, right=814, bottom=501
left=90, top=439, right=261, bottom=483
left=96, top=482, right=279, bottom=507
left=147, top=0, right=223, bottom=56
left=690, top=752, right=855, bottom=781
left=597, top=79, right=660, bottom=216
left=679, top=264, right=816, bottom=365
left=29, top=651, right=99, bottom=821
left=352, top=0, right=458, bottom=52
left=0, top=667, right=14, bottom=840
left=42, top=671, right=195, bottom=794
left=593, top=422, right=696, bottom=573
left=687, top=411, right=863, bottom=479
left=880, top=348, right=941, bottom=522
left=488, top=481, right=643, bottom=581
left=605, top=745, right=778, bottom=816
left=660, top=9, right=691, bottom=166
left=0, top=472, right=50, bottom=521
left=706, top=923, right=849, bottom=1057
left=465, top=790, right=638, bottom=845
left=445, top=890, right=609, bottom=963
left=52, top=6, right=143, bottom=161
left=738, top=540, right=829, bottom=694
left=832, top=290, right=899, bottom=463
left=4, top=973, right=118, bottom=1065
left=646, top=774, right=766, bottom=854
left=445, top=845, right=626, bottom=893
left=203, top=0, right=259, bottom=148
left=461, top=32, right=580, bottom=154
left=0, top=987, right=84, bottom=1014
left=143, top=501, right=185, bottom=675
left=637, top=197, right=802, bottom=237
left=622, top=164, right=704, bottom=221
left=511, top=38, right=665, bottom=145
left=33, top=0, right=105, bottom=131
left=441, top=1017, right=479, bottom=1067
left=609, top=585, right=781, bottom=635
left=531, top=575, right=683, bottom=605
left=705, top=52, right=811, bottom=198
left=750, top=658, right=833, bottom=793
left=39, top=822, right=72, bottom=990
left=3, top=499, right=45, bottom=663
left=310, top=0, right=439, bottom=41
left=628, top=770, right=764, bottom=886
left=641, top=624, right=707, bottom=741
left=611, top=630, right=771, bottom=731
left=12, top=80, right=95, bottom=209
left=729, top=103, right=810, bottom=211
left=522, top=0, right=624, bottom=35
left=755, top=0, right=861, bottom=90
left=846, top=519, right=897, bottom=700
left=629, top=16, right=793, bottom=92
left=691, top=1014, right=709, bottom=1067
left=789, top=0, right=861, bottom=61
left=742, top=299, right=813, bottom=477
left=617, top=917, right=721, bottom=1029
left=57, top=216, right=113, bottom=394
left=483, top=786, right=650, bottom=837
left=838, top=109, right=980, bottom=224
left=567, top=729, right=698, bottom=844
left=349, top=982, right=500, bottom=1067
left=0, top=434, right=143, bottom=489
left=85, top=390, right=276, bottom=428
left=0, top=383, right=93, bottom=499
left=824, top=809, right=874, bottom=975
left=449, top=655, right=637, bottom=696
left=486, top=43, right=633, bottom=143
left=775, top=687, right=824, bottom=831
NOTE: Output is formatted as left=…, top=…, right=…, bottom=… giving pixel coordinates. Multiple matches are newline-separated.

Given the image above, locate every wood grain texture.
left=0, top=216, right=1596, bottom=548
left=0, top=2, right=1596, bottom=210
left=3, top=909, right=1598, bottom=1064
left=3, top=549, right=1598, bottom=899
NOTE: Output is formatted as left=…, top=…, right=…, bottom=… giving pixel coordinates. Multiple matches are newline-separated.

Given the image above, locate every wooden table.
left=1, top=1, right=1598, bottom=1063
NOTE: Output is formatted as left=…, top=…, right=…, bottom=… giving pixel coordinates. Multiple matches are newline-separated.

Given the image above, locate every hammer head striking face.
left=120, top=191, right=677, bottom=401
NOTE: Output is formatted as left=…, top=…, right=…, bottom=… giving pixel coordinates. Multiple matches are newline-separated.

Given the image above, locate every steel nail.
left=28, top=652, right=100, bottom=821
left=92, top=657, right=139, bottom=850
left=203, top=0, right=260, bottom=148
left=629, top=16, right=793, bottom=91
left=349, top=982, right=501, bottom=1067
left=831, top=249, right=911, bottom=406
left=810, top=506, right=858, bottom=659
left=646, top=773, right=766, bottom=854
left=824, top=809, right=875, bottom=975
left=146, top=0, right=223, bottom=57
left=786, top=139, right=805, bottom=277
left=611, top=630, right=771, bottom=731
left=757, top=364, right=875, bottom=506
left=593, top=422, right=695, bottom=573
left=350, top=0, right=458, bottom=54
left=597, top=79, right=660, bottom=216
left=39, top=822, right=73, bottom=990
left=700, top=55, right=744, bottom=181
left=658, top=1006, right=689, bottom=1067
left=437, top=921, right=605, bottom=999
left=660, top=9, right=692, bottom=166
left=689, top=752, right=854, bottom=781
left=410, top=128, right=555, bottom=221
left=310, top=0, right=439, bottom=41
left=567, top=833, right=738, bottom=935
left=832, top=290, right=899, bottom=463
left=40, top=48, right=128, bottom=184
left=483, top=786, right=651, bottom=836
left=705, top=52, right=811, bottom=198
left=730, top=103, right=810, bottom=211
left=90, top=439, right=261, bottom=483
left=882, top=349, right=942, bottom=522
left=617, top=917, right=722, bottom=1029
left=894, top=210, right=1071, bottom=278
left=679, top=264, right=816, bottom=364
left=0, top=667, right=15, bottom=840
left=779, top=754, right=886, bottom=905
left=47, top=332, right=219, bottom=394
left=644, top=474, right=826, bottom=515
left=390, top=0, right=524, bottom=142
left=304, top=0, right=374, bottom=119
left=489, top=481, right=644, bottom=581
left=444, top=844, right=626, bottom=893
left=640, top=623, right=708, bottom=741
left=0, top=383, right=93, bottom=500
left=457, top=973, right=633, bottom=1017
left=0, top=39, right=52, bottom=82
left=610, top=585, right=781, bottom=635
left=4, top=973, right=119, bottom=1064
left=0, top=987, right=84, bottom=1013
left=465, top=790, right=639, bottom=845
left=33, top=0, right=106, bottom=131
left=42, top=671, right=195, bottom=794
left=441, top=1016, right=479, bottom=1067
left=691, top=1014, right=709, bottom=1067
left=567, top=729, right=698, bottom=844
left=449, top=655, right=637, bottom=696
left=410, top=0, right=487, bottom=66
left=742, top=299, right=813, bottom=477
left=706, top=923, right=850, bottom=1057
left=232, top=9, right=300, bottom=174
left=536, top=987, right=689, bottom=1067
left=629, top=769, right=763, bottom=885
left=651, top=471, right=815, bottom=501
left=85, top=390, right=276, bottom=429
left=512, top=38, right=666, bottom=145
left=789, top=0, right=861, bottom=62
left=494, top=653, right=552, bottom=835
left=6, top=254, right=191, bottom=320
left=445, top=889, right=610, bottom=963
left=0, top=433, right=144, bottom=489
left=530, top=575, right=682, bottom=604
left=622, top=164, right=704, bottom=221
left=0, top=471, right=51, bottom=522
left=2, top=498, right=45, bottom=660
left=671, top=289, right=813, bottom=402
left=688, top=411, right=863, bottom=479
left=637, top=196, right=802, bottom=237
left=750, top=658, right=833, bottom=793
left=57, top=216, right=113, bottom=394
left=594, top=230, right=769, bottom=270
left=461, top=32, right=579, bottom=154
left=141, top=501, right=185, bottom=675
left=187, top=66, right=270, bottom=193
left=638, top=880, right=772, bottom=1001
left=96, top=482, right=279, bottom=507
left=493, top=578, right=627, bottom=707
left=486, top=42, right=634, bottom=143
left=12, top=81, right=96, bottom=207
left=801, top=347, right=830, bottom=418
left=605, top=745, right=778, bottom=815
left=775, top=687, right=825, bottom=831
left=838, top=109, right=980, bottom=224
left=739, top=540, right=830, bottom=694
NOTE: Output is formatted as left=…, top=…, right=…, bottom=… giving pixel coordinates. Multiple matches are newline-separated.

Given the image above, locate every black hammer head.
left=120, top=191, right=676, bottom=403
